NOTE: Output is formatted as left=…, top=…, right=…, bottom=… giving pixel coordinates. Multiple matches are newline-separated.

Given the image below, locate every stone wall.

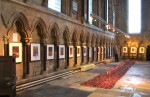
left=0, top=0, right=115, bottom=81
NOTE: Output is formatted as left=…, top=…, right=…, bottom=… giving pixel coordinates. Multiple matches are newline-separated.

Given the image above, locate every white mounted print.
left=77, top=46, right=80, bottom=57
left=69, top=46, right=73, bottom=58
left=47, top=44, right=54, bottom=60
left=83, top=46, right=87, bottom=56
left=9, top=43, right=22, bottom=63
left=31, top=43, right=40, bottom=61
left=59, top=45, right=65, bottom=59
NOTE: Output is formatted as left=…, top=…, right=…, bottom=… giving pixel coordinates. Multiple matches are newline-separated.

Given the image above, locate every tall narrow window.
left=88, top=0, right=93, bottom=24
left=128, top=0, right=141, bottom=34
left=48, top=0, right=61, bottom=12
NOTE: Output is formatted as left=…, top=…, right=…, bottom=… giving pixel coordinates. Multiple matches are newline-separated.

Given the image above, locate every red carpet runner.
left=81, top=60, right=135, bottom=89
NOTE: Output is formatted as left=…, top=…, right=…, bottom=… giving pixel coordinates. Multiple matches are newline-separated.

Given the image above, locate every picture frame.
left=89, top=47, right=92, bottom=58
left=139, top=47, right=145, bottom=53
left=101, top=46, right=104, bottom=53
left=123, top=47, right=128, bottom=53
left=77, top=46, right=80, bottom=57
left=130, top=47, right=137, bottom=53
left=9, top=43, right=22, bottom=63
left=47, top=44, right=54, bottom=60
left=83, top=46, right=87, bottom=56
left=98, top=47, right=100, bottom=54
left=59, top=45, right=65, bottom=59
left=69, top=46, right=73, bottom=58
left=31, top=43, right=40, bottom=61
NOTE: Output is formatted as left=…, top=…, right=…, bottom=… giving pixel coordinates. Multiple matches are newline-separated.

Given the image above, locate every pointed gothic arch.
left=62, top=26, right=70, bottom=43
left=7, top=11, right=30, bottom=38
left=49, top=22, right=59, bottom=43
left=72, top=29, right=78, bottom=43
left=31, top=17, right=47, bottom=39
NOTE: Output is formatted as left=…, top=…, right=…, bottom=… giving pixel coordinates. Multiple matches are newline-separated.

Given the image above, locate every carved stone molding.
left=23, top=38, right=32, bottom=45
left=3, top=36, right=10, bottom=44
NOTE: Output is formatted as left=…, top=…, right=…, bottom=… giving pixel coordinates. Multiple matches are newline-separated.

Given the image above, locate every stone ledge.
left=81, top=64, right=96, bottom=71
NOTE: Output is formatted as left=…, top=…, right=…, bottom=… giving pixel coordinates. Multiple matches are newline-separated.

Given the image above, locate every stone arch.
left=62, top=26, right=70, bottom=43
left=86, top=32, right=91, bottom=44
left=96, top=35, right=100, bottom=45
left=80, top=30, right=86, bottom=43
left=72, top=29, right=78, bottom=43
left=49, top=22, right=59, bottom=43
left=7, top=11, right=30, bottom=38
left=31, top=17, right=47, bottom=39
left=91, top=33, right=96, bottom=44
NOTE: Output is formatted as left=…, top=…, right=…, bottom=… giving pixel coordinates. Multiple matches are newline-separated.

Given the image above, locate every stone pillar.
left=54, top=42, right=60, bottom=71
left=65, top=42, right=71, bottom=68
left=3, top=36, right=10, bottom=56
left=81, top=42, right=86, bottom=64
left=41, top=39, right=48, bottom=74
left=23, top=38, right=32, bottom=78
left=87, top=42, right=91, bottom=63
left=73, top=42, right=78, bottom=67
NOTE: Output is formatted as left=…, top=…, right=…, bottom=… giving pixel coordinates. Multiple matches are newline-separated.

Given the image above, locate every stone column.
left=3, top=36, right=10, bottom=56
left=23, top=38, right=32, bottom=78
left=41, top=39, right=48, bottom=74
left=65, top=42, right=71, bottom=68
left=54, top=42, right=60, bottom=71
left=81, top=42, right=86, bottom=65
left=87, top=42, right=91, bottom=63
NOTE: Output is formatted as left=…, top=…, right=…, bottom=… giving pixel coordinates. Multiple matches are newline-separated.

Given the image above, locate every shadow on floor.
left=17, top=84, right=91, bottom=97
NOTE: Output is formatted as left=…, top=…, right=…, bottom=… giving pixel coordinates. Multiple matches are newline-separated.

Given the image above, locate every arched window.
left=88, top=0, right=93, bottom=24
left=48, top=0, right=61, bottom=12
left=128, top=0, right=141, bottom=34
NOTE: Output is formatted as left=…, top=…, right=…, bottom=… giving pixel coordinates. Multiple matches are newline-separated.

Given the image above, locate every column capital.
left=41, top=39, right=48, bottom=44
left=23, top=38, right=32, bottom=45
left=3, top=36, right=10, bottom=44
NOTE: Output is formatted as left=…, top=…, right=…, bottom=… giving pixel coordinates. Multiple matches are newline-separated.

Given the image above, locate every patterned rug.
left=81, top=60, right=135, bottom=89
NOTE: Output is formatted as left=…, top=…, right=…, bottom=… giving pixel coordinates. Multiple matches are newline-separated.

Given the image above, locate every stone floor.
left=17, top=61, right=150, bottom=97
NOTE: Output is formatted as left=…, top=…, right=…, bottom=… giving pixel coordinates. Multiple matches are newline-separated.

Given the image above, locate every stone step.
left=16, top=70, right=78, bottom=92
left=81, top=64, right=96, bottom=71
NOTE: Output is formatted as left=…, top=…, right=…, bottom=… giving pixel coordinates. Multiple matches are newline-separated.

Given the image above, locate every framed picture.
left=89, top=47, right=92, bottom=58
left=77, top=46, right=80, bottom=57
left=101, top=46, right=104, bottom=53
left=9, top=43, right=22, bottom=63
left=47, top=44, right=54, bottom=60
left=123, top=47, right=128, bottom=53
left=69, top=46, right=73, bottom=58
left=130, top=47, right=137, bottom=53
left=31, top=43, right=40, bottom=61
left=59, top=45, right=65, bottom=59
left=83, top=46, right=87, bottom=56
left=139, top=47, right=145, bottom=53
left=98, top=47, right=100, bottom=54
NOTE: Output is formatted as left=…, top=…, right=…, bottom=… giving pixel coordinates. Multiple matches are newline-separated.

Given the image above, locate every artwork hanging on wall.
left=98, top=47, right=100, bottom=54
left=69, top=46, right=73, bottom=58
left=89, top=47, right=92, bottom=58
left=47, top=44, right=54, bottom=60
left=139, top=47, right=145, bottom=53
left=9, top=43, right=22, bottom=63
left=101, top=46, right=103, bottom=53
left=123, top=47, right=128, bottom=53
left=31, top=43, right=40, bottom=61
left=59, top=45, right=65, bottom=59
left=77, top=46, right=80, bottom=57
left=130, top=47, right=137, bottom=53
left=83, top=46, right=87, bottom=56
